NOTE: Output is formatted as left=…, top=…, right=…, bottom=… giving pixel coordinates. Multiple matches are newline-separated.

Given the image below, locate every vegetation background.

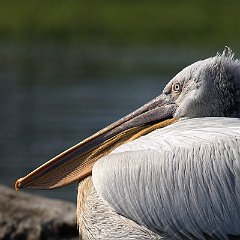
left=0, top=0, right=239, bottom=47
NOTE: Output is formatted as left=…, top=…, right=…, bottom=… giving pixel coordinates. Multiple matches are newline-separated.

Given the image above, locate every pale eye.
left=172, top=82, right=181, bottom=93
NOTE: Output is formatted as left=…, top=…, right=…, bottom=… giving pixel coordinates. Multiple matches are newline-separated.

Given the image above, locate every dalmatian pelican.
left=16, top=48, right=240, bottom=239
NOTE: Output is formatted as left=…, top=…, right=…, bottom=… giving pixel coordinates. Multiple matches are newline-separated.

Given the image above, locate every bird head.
left=164, top=47, right=240, bottom=119
left=15, top=47, right=240, bottom=190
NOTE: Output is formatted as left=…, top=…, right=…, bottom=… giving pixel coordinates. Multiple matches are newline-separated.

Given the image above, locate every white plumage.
left=93, top=118, right=240, bottom=239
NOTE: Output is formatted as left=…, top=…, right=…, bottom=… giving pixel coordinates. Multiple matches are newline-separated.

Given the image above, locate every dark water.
left=0, top=44, right=213, bottom=202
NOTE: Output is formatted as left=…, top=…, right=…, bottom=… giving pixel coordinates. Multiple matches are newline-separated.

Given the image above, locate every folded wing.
left=92, top=117, right=240, bottom=240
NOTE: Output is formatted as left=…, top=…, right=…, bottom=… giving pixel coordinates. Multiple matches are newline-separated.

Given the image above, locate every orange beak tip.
left=15, top=178, right=23, bottom=191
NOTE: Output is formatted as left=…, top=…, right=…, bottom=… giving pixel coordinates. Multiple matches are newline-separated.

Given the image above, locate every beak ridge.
left=15, top=93, right=177, bottom=190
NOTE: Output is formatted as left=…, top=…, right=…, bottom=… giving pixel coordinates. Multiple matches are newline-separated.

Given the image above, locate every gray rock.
left=0, top=185, right=78, bottom=240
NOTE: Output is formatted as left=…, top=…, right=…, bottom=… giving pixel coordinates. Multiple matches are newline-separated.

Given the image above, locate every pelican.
left=16, top=48, right=240, bottom=240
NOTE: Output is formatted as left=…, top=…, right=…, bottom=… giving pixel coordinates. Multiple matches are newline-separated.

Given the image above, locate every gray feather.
left=92, top=118, right=240, bottom=239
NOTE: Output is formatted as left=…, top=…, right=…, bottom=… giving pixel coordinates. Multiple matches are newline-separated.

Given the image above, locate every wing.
left=92, top=117, right=240, bottom=239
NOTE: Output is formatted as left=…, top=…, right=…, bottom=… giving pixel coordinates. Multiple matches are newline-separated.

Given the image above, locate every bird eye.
left=172, top=82, right=181, bottom=93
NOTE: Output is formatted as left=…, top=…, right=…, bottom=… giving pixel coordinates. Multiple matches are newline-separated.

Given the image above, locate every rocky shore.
left=0, top=185, right=78, bottom=239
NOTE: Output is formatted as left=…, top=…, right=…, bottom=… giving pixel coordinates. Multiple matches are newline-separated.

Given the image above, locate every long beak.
left=15, top=93, right=177, bottom=190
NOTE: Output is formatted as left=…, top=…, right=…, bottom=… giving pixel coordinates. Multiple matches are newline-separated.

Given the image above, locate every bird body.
left=92, top=117, right=240, bottom=239
left=16, top=48, right=240, bottom=239
left=77, top=176, right=163, bottom=240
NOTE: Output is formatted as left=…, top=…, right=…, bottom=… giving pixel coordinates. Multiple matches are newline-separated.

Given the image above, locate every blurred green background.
left=1, top=1, right=239, bottom=202
left=0, top=0, right=239, bottom=47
